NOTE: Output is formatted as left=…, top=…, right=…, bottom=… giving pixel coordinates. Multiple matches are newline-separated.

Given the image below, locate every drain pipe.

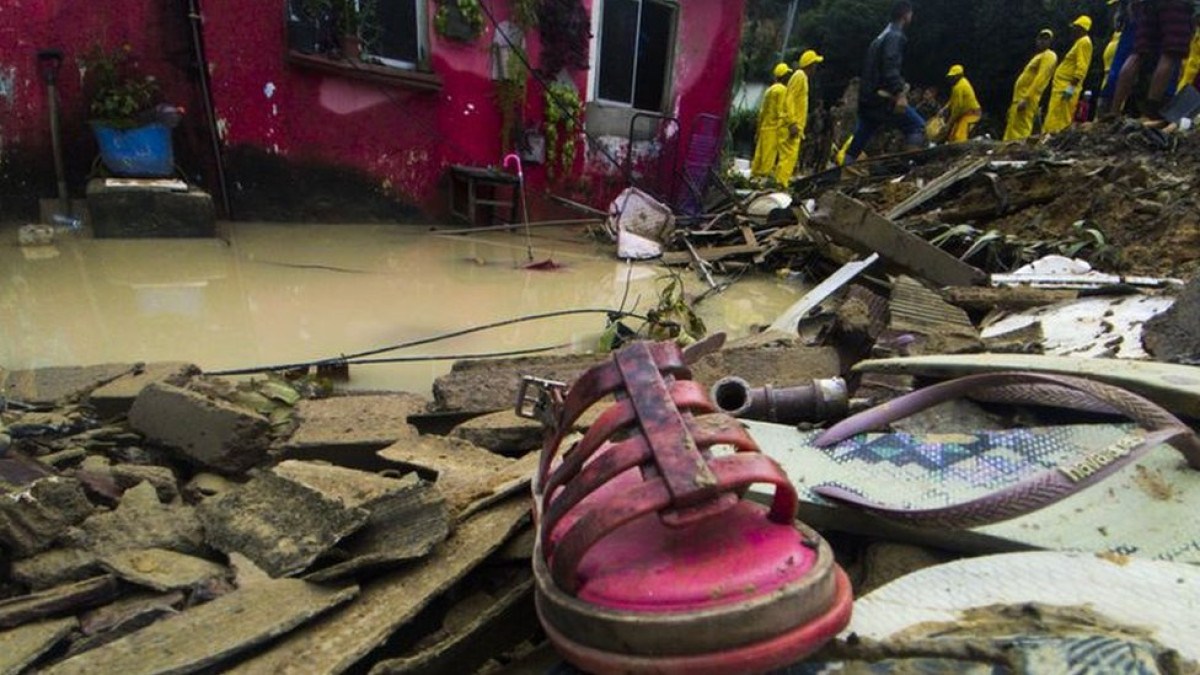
left=186, top=0, right=232, bottom=217
left=711, top=376, right=848, bottom=424
left=36, top=49, right=74, bottom=225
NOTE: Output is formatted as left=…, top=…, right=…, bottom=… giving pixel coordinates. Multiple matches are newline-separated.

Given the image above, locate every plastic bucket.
left=91, top=123, right=174, bottom=177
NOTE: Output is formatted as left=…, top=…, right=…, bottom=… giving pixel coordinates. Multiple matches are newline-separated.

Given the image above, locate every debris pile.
left=0, top=363, right=544, bottom=673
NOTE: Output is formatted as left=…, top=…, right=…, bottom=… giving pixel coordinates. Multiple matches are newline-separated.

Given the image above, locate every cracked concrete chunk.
left=1, top=477, right=95, bottom=558
left=87, top=362, right=199, bottom=419
left=197, top=471, right=370, bottom=578
left=42, top=579, right=358, bottom=675
left=283, top=394, right=427, bottom=456
left=128, top=382, right=270, bottom=474
left=108, top=465, right=178, bottom=503
left=10, top=548, right=101, bottom=591
left=270, top=460, right=420, bottom=509
left=71, top=482, right=206, bottom=557
left=70, top=591, right=183, bottom=657
left=100, top=548, right=230, bottom=592
left=0, top=617, right=77, bottom=675
left=378, top=436, right=535, bottom=516
left=432, top=353, right=605, bottom=413
left=2, top=364, right=135, bottom=406
left=448, top=410, right=544, bottom=457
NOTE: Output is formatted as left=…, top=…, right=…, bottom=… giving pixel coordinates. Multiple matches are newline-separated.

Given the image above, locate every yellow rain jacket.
left=1180, top=32, right=1200, bottom=93
left=751, top=83, right=789, bottom=179
left=1045, top=35, right=1093, bottom=134
left=1004, top=48, right=1058, bottom=140
left=774, top=69, right=810, bottom=186
left=947, top=77, right=982, bottom=143
left=1103, top=31, right=1121, bottom=83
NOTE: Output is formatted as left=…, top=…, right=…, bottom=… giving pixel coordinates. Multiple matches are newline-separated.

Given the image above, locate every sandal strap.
left=811, top=371, right=1200, bottom=528
left=550, top=453, right=799, bottom=594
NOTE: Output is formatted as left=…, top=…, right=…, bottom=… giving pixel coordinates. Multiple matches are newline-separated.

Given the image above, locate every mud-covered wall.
left=0, top=1, right=211, bottom=220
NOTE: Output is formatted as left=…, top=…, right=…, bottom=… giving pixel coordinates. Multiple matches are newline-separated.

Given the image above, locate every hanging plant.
left=536, top=0, right=589, bottom=77
left=544, top=81, right=581, bottom=179
left=435, top=0, right=484, bottom=42
left=512, top=0, right=539, bottom=30
left=495, top=51, right=529, bottom=152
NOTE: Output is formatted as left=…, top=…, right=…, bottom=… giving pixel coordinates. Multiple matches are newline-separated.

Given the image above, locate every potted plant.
left=79, top=44, right=179, bottom=178
left=333, top=0, right=378, bottom=60
left=287, top=0, right=335, bottom=54
left=435, top=0, right=485, bottom=43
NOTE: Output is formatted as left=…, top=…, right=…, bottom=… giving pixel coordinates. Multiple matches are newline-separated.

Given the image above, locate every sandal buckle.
left=516, top=376, right=567, bottom=424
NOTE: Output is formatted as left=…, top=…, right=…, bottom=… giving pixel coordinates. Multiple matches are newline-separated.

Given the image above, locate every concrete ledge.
left=86, top=179, right=216, bottom=238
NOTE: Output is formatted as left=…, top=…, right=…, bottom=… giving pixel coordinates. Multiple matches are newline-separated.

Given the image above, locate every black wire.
left=203, top=307, right=648, bottom=376
left=344, top=344, right=568, bottom=364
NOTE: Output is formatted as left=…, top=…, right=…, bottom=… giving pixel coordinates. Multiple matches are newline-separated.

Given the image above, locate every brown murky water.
left=0, top=224, right=805, bottom=395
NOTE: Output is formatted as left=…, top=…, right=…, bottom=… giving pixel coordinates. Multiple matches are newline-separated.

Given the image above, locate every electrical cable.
left=343, top=343, right=569, bottom=364
left=203, top=307, right=648, bottom=376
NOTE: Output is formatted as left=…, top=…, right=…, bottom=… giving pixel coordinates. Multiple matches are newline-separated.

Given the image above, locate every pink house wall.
left=0, top=0, right=746, bottom=220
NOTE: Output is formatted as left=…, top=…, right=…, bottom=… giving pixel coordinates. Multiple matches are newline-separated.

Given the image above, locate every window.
left=595, top=0, right=677, bottom=111
left=364, top=0, right=428, bottom=70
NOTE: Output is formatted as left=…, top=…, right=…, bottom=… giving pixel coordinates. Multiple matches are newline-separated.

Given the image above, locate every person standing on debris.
left=1098, top=0, right=1138, bottom=117
left=1045, top=15, right=1095, bottom=133
left=775, top=50, right=825, bottom=186
left=1179, top=30, right=1200, bottom=92
left=751, top=63, right=792, bottom=183
left=844, top=1, right=926, bottom=165
left=1111, top=0, right=1199, bottom=126
left=942, top=65, right=982, bottom=143
left=1004, top=29, right=1058, bottom=140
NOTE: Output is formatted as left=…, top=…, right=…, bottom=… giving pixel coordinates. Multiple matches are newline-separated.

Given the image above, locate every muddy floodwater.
left=1, top=223, right=805, bottom=395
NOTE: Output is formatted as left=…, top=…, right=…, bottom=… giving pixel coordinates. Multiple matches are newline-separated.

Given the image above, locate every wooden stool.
left=448, top=165, right=521, bottom=226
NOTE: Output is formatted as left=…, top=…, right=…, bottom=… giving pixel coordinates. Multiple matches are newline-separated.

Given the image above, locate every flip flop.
left=522, top=340, right=852, bottom=675
left=746, top=371, right=1200, bottom=561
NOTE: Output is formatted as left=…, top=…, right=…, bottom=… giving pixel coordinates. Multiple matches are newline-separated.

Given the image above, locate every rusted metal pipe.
left=711, top=376, right=848, bottom=424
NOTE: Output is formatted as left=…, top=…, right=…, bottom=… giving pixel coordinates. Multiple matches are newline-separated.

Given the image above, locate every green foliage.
left=78, top=44, right=161, bottom=128
left=512, top=0, right=539, bottom=30
left=644, top=272, right=707, bottom=345
left=544, top=81, right=581, bottom=179
left=435, top=0, right=485, bottom=41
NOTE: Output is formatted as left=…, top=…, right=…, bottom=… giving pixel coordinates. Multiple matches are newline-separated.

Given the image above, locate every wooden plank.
left=942, top=286, right=1078, bottom=312
left=0, top=576, right=120, bottom=629
left=853, top=354, right=1200, bottom=418
left=768, top=255, right=879, bottom=334
left=660, top=244, right=764, bottom=266
left=885, top=158, right=990, bottom=220
left=0, top=618, right=76, bottom=675
left=226, top=498, right=530, bottom=675
left=808, top=192, right=986, bottom=288
left=43, top=580, right=357, bottom=675
left=367, top=575, right=534, bottom=675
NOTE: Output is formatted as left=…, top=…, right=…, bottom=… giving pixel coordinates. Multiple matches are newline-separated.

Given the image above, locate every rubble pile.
left=0, top=363, right=545, bottom=674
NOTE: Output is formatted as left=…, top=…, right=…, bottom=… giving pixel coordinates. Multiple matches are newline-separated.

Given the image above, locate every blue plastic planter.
left=91, top=122, right=175, bottom=177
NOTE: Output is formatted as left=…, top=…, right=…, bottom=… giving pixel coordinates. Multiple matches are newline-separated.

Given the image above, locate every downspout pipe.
left=186, top=0, right=232, bottom=218
left=711, top=376, right=848, bottom=424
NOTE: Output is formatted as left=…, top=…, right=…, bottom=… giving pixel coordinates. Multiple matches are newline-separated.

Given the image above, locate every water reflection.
left=0, top=224, right=805, bottom=395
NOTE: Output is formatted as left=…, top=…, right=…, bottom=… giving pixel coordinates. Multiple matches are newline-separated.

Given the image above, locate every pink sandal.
left=520, top=340, right=852, bottom=674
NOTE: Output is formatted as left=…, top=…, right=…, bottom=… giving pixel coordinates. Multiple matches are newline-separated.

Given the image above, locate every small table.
left=447, top=165, right=521, bottom=226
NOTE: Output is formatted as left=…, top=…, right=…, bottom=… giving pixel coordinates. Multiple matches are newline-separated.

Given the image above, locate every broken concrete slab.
left=197, top=471, right=370, bottom=578
left=10, top=548, right=101, bottom=591
left=1144, top=277, right=1200, bottom=363
left=304, top=480, right=450, bottom=582
left=43, top=579, right=357, bottom=675
left=70, top=482, right=207, bottom=557
left=432, top=353, right=605, bottom=413
left=0, top=617, right=77, bottom=675
left=70, top=591, right=183, bottom=656
left=448, top=410, right=544, bottom=457
left=1, top=476, right=94, bottom=558
left=888, top=276, right=982, bottom=355
left=270, top=460, right=420, bottom=509
left=0, top=576, right=121, bottom=629
left=282, top=394, right=428, bottom=462
left=108, top=465, right=178, bottom=503
left=2, top=364, right=135, bottom=407
left=368, top=574, right=535, bottom=675
left=378, top=436, right=536, bottom=516
left=689, top=341, right=843, bottom=389
left=226, top=498, right=529, bottom=675
left=808, top=192, right=987, bottom=288
left=100, top=548, right=229, bottom=592
left=87, top=362, right=199, bottom=419
left=128, top=382, right=270, bottom=474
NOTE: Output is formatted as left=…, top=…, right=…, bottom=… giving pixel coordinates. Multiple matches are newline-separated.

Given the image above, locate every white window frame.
left=362, top=0, right=430, bottom=71
left=588, top=0, right=677, bottom=111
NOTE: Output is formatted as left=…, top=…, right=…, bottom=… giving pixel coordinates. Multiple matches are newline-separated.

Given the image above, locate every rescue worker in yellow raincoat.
left=1045, top=16, right=1094, bottom=133
left=942, top=65, right=982, bottom=142
left=775, top=50, right=825, bottom=186
left=751, top=63, right=792, bottom=182
left=1103, top=28, right=1122, bottom=83
left=1005, top=29, right=1058, bottom=140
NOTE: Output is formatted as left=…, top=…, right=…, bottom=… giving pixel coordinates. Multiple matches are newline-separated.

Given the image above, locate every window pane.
left=376, top=0, right=420, bottom=64
left=598, top=0, right=638, bottom=104
left=633, top=0, right=672, bottom=111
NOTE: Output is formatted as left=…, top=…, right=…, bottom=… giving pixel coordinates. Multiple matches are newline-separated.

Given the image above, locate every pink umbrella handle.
left=503, top=153, right=523, bottom=180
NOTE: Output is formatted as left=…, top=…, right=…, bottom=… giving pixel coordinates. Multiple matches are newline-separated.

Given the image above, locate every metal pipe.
left=37, top=49, right=71, bottom=222
left=711, top=376, right=848, bottom=424
left=186, top=0, right=232, bottom=217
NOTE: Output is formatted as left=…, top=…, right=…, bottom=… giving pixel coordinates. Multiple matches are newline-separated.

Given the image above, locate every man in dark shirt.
left=844, top=1, right=926, bottom=164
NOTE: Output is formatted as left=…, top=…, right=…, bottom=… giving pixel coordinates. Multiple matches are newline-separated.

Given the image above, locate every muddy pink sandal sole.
left=524, top=340, right=852, bottom=674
